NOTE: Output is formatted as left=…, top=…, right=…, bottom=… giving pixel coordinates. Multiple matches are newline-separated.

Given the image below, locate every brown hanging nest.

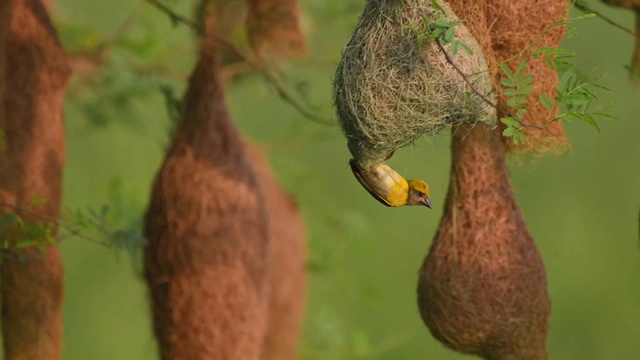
left=333, top=0, right=496, bottom=165
left=416, top=0, right=569, bottom=358
left=0, top=0, right=70, bottom=358
left=143, top=8, right=270, bottom=359
left=417, top=127, right=551, bottom=359
left=246, top=0, right=306, bottom=60
left=244, top=143, right=307, bottom=360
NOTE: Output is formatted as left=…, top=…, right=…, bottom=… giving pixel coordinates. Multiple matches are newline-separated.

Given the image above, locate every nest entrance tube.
left=333, top=0, right=497, bottom=165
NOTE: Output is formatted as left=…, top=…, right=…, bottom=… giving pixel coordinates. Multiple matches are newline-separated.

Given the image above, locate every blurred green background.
left=15, top=0, right=640, bottom=359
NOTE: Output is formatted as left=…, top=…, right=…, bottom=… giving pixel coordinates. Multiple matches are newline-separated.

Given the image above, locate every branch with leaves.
left=573, top=0, right=640, bottom=40
left=144, top=0, right=334, bottom=126
left=0, top=195, right=146, bottom=262
left=418, top=1, right=615, bottom=144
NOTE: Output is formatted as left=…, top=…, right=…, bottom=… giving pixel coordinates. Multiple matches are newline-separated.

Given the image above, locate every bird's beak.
left=421, top=198, right=432, bottom=209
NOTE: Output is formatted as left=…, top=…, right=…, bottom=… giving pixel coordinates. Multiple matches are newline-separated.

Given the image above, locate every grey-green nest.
left=333, top=0, right=497, bottom=165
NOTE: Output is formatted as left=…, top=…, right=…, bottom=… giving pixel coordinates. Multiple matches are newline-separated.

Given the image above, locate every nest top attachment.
left=334, top=0, right=497, bottom=165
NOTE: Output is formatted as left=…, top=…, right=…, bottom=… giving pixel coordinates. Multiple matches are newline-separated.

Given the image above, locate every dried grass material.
left=417, top=127, right=551, bottom=360
left=0, top=0, right=70, bottom=358
left=144, top=8, right=269, bottom=360
left=246, top=0, right=306, bottom=60
left=333, top=0, right=496, bottom=165
left=486, top=0, right=569, bottom=155
left=245, top=144, right=307, bottom=360
left=444, top=0, right=569, bottom=155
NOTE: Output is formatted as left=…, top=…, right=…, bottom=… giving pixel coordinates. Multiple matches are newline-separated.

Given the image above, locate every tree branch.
left=435, top=40, right=552, bottom=132
left=144, top=0, right=335, bottom=126
left=574, top=2, right=640, bottom=40
left=0, top=201, right=113, bottom=261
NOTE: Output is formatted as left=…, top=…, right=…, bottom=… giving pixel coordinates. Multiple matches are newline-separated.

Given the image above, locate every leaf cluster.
left=0, top=179, right=146, bottom=262
left=499, top=62, right=534, bottom=144
left=71, top=204, right=146, bottom=260
left=0, top=212, right=57, bottom=259
left=402, top=0, right=473, bottom=56
left=498, top=13, right=616, bottom=144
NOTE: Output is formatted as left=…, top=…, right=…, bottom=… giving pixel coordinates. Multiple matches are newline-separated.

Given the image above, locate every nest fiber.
left=333, top=0, right=496, bottom=165
left=418, top=128, right=551, bottom=360
left=485, top=0, right=569, bottom=155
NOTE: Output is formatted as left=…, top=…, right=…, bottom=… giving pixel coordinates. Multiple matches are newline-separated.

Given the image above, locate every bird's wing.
left=349, top=159, right=392, bottom=207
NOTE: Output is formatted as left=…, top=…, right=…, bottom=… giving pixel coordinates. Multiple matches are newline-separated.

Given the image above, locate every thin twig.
left=435, top=40, right=550, bottom=132
left=146, top=0, right=202, bottom=31
left=435, top=40, right=498, bottom=109
left=144, top=0, right=335, bottom=126
left=574, top=2, right=640, bottom=40
left=0, top=201, right=109, bottom=261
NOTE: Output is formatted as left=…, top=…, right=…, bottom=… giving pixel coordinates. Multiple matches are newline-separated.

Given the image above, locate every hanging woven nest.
left=333, top=0, right=497, bottom=165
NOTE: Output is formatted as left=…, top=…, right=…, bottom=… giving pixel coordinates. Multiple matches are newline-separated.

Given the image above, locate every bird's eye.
left=417, top=191, right=425, bottom=197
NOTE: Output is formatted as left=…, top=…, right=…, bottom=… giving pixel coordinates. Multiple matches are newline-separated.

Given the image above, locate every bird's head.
left=406, top=180, right=431, bottom=208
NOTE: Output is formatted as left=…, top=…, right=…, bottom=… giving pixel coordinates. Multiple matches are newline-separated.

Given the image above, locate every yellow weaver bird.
left=349, top=159, right=431, bottom=208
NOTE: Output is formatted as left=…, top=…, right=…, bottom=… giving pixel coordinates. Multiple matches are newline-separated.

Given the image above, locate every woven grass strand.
left=333, top=0, right=497, bottom=165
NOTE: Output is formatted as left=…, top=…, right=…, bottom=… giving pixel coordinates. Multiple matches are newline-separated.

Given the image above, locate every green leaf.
left=30, top=197, right=48, bottom=207
left=431, top=0, right=446, bottom=14
left=559, top=93, right=590, bottom=107
left=15, top=240, right=42, bottom=249
left=444, top=27, right=455, bottom=43
left=520, top=74, right=535, bottom=85
left=432, top=18, right=449, bottom=28
left=500, top=117, right=519, bottom=127
left=516, top=84, right=534, bottom=95
left=540, top=93, right=554, bottom=110
left=574, top=113, right=601, bottom=131
left=501, top=78, right=514, bottom=87
left=593, top=112, right=617, bottom=121
left=507, top=96, right=527, bottom=107
left=514, top=131, right=526, bottom=144
left=451, top=40, right=459, bottom=56
left=503, top=88, right=517, bottom=96
left=499, top=63, right=513, bottom=78
left=514, top=62, right=528, bottom=78
left=420, top=14, right=430, bottom=29
left=458, top=41, right=473, bottom=55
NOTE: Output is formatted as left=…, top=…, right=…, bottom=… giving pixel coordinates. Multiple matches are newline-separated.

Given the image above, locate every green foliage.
left=554, top=69, right=614, bottom=131
left=0, top=212, right=57, bottom=256
left=69, top=177, right=147, bottom=260
left=0, top=178, right=146, bottom=262
left=498, top=11, right=615, bottom=144
left=57, top=10, right=190, bottom=132
left=499, top=62, right=534, bottom=145
left=159, top=83, right=183, bottom=142
left=73, top=66, right=155, bottom=130
left=0, top=199, right=58, bottom=260
left=71, top=205, right=146, bottom=260
left=404, top=3, right=611, bottom=144
left=402, top=0, right=473, bottom=56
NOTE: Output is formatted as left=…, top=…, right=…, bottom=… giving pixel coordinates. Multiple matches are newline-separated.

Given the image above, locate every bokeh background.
left=17, top=0, right=640, bottom=359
